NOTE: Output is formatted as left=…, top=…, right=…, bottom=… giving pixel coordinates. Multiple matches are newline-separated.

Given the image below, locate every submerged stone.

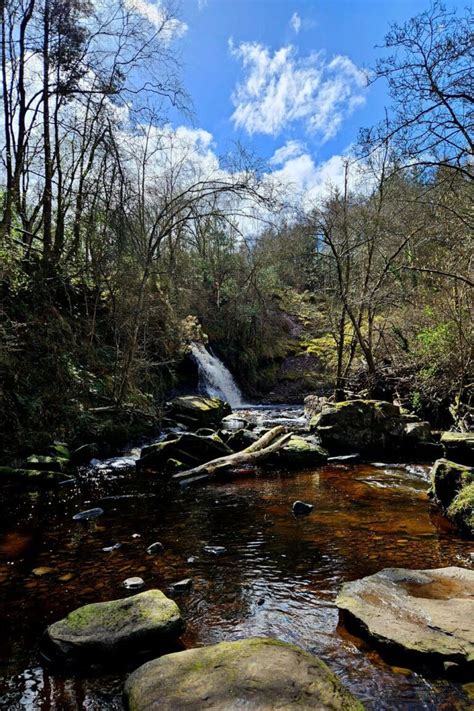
left=45, top=589, right=183, bottom=661
left=337, top=566, right=474, bottom=669
left=203, top=545, right=227, bottom=556
left=124, top=637, right=364, bottom=710
left=72, top=507, right=104, bottom=521
left=124, top=577, right=145, bottom=590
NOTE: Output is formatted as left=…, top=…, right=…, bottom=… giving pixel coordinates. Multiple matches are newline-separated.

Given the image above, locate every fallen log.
left=172, top=426, right=292, bottom=483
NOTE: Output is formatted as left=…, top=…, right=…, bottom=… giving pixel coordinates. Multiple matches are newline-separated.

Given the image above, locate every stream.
left=0, top=406, right=473, bottom=709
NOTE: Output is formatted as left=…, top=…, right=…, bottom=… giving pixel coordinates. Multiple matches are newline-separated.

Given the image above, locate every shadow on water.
left=0, top=452, right=473, bottom=709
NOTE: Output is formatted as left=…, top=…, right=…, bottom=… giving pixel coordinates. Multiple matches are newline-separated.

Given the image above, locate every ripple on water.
left=0, top=445, right=472, bottom=710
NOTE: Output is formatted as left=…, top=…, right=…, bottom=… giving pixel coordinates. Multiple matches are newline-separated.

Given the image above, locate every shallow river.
left=0, top=413, right=473, bottom=709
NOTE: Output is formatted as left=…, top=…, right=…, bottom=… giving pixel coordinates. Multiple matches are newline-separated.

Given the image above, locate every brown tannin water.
left=0, top=446, right=472, bottom=709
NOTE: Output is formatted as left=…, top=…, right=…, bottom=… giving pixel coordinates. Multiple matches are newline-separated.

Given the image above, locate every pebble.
left=123, top=576, right=145, bottom=590
left=72, top=507, right=104, bottom=521
left=203, top=545, right=227, bottom=556
left=292, top=500, right=314, bottom=516
left=187, top=556, right=198, bottom=564
left=32, top=567, right=55, bottom=577
left=169, top=578, right=193, bottom=592
left=102, top=543, right=122, bottom=552
left=147, top=542, right=164, bottom=555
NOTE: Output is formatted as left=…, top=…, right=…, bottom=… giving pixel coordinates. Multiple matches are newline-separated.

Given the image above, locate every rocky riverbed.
left=0, top=401, right=473, bottom=709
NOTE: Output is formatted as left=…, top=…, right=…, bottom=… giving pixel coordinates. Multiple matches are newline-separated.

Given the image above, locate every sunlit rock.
left=124, top=637, right=364, bottom=710
left=45, top=590, right=183, bottom=661
left=337, top=567, right=474, bottom=669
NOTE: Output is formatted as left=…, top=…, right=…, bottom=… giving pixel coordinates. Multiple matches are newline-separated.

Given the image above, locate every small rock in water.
left=187, top=556, right=198, bottom=564
left=147, top=542, right=164, bottom=555
left=469, top=552, right=474, bottom=562
left=292, top=500, right=314, bottom=516
left=203, top=545, right=227, bottom=556
left=132, top=533, right=141, bottom=539
left=102, top=543, right=122, bottom=552
left=59, top=573, right=74, bottom=582
left=32, top=566, right=55, bottom=577
left=123, top=576, right=145, bottom=590
left=327, top=453, right=360, bottom=464
left=169, top=578, right=192, bottom=592
left=72, top=507, right=104, bottom=521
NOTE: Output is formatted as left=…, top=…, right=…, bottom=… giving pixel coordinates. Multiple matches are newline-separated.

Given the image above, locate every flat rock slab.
left=337, top=567, right=474, bottom=668
left=124, top=637, right=364, bottom=710
left=45, top=590, right=183, bottom=661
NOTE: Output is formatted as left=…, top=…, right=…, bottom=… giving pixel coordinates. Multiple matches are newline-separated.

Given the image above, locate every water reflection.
left=0, top=456, right=472, bottom=709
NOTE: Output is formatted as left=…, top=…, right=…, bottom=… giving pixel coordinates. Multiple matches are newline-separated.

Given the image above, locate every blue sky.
left=152, top=0, right=462, bottom=197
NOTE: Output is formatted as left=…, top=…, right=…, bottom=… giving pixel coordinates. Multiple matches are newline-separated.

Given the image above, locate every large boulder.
left=167, top=396, right=231, bottom=430
left=310, top=400, right=402, bottom=454
left=124, top=637, right=364, bottom=710
left=138, top=433, right=231, bottom=472
left=440, top=431, right=474, bottom=466
left=337, top=567, right=474, bottom=670
left=430, top=458, right=474, bottom=536
left=310, top=399, right=439, bottom=457
left=45, top=590, right=184, bottom=661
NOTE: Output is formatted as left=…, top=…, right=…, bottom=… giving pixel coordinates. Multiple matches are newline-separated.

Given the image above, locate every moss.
left=430, top=458, right=474, bottom=508
left=447, top=482, right=474, bottom=535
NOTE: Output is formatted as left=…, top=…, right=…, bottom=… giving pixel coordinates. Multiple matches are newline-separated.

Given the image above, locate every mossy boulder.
left=277, top=434, right=328, bottom=468
left=124, top=637, right=364, bottom=710
left=138, top=432, right=231, bottom=472
left=337, top=567, right=474, bottom=670
left=310, top=400, right=403, bottom=454
left=430, top=459, right=474, bottom=537
left=310, top=399, right=437, bottom=456
left=0, top=466, right=71, bottom=486
left=45, top=590, right=183, bottom=662
left=430, top=458, right=474, bottom=508
left=440, top=432, right=474, bottom=466
left=167, top=396, right=231, bottom=430
left=447, top=483, right=474, bottom=536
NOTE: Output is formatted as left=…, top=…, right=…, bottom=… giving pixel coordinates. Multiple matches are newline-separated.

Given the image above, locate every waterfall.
left=190, top=342, right=245, bottom=408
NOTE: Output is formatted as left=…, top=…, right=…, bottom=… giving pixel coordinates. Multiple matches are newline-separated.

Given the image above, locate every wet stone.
left=203, top=545, right=227, bottom=556
left=169, top=578, right=192, bottom=592
left=124, top=576, right=145, bottom=590
left=72, top=507, right=104, bottom=521
left=292, top=500, right=314, bottom=516
left=147, top=542, right=164, bottom=555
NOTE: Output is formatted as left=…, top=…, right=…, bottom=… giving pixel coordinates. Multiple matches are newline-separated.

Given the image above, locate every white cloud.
left=269, top=140, right=305, bottom=166
left=230, top=43, right=366, bottom=141
left=290, top=12, right=301, bottom=34
left=126, top=0, right=188, bottom=39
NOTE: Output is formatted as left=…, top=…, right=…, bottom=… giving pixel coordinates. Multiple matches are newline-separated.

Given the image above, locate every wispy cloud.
left=230, top=43, right=367, bottom=141
left=269, top=140, right=305, bottom=166
left=290, top=12, right=301, bottom=34
left=127, top=0, right=188, bottom=39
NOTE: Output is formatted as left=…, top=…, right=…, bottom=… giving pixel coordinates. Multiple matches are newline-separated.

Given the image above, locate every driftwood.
left=172, top=426, right=292, bottom=483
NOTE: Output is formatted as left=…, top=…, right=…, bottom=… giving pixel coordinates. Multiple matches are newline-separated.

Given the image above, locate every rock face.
left=430, top=458, right=474, bottom=536
left=167, top=396, right=231, bottom=430
left=124, top=637, right=364, bottom=710
left=310, top=400, right=435, bottom=456
left=440, top=431, right=474, bottom=466
left=45, top=590, right=183, bottom=661
left=138, top=433, right=231, bottom=472
left=337, top=567, right=474, bottom=669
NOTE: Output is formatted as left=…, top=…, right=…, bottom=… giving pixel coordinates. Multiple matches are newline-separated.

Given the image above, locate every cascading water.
left=190, top=342, right=245, bottom=408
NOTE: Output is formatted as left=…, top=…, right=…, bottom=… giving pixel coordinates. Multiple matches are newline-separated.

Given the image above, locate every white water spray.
left=190, top=342, right=245, bottom=408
